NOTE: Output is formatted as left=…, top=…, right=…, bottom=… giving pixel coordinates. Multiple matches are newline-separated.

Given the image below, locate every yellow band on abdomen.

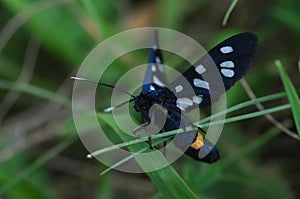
left=190, top=133, right=204, bottom=150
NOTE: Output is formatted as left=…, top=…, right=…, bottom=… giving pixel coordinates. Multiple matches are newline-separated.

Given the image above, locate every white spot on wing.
left=220, top=46, right=233, bottom=54
left=221, top=68, right=235, bottom=77
left=176, top=98, right=193, bottom=111
left=220, top=61, right=234, bottom=68
left=175, top=85, right=183, bottom=93
left=150, top=85, right=156, bottom=91
left=153, top=76, right=165, bottom=87
left=155, top=57, right=161, bottom=64
left=192, top=95, right=203, bottom=104
left=151, top=64, right=156, bottom=72
left=193, top=79, right=210, bottom=89
left=158, top=65, right=164, bottom=72
left=195, top=64, right=206, bottom=74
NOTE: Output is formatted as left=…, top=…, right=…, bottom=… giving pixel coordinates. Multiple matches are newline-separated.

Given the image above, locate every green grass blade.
left=147, top=166, right=198, bottom=199
left=100, top=147, right=148, bottom=176
left=199, top=91, right=289, bottom=124
left=202, top=104, right=290, bottom=127
left=94, top=98, right=292, bottom=198
left=100, top=137, right=170, bottom=175
left=91, top=101, right=291, bottom=158
left=275, top=60, right=300, bottom=136
left=222, top=0, right=238, bottom=26
left=98, top=114, right=198, bottom=199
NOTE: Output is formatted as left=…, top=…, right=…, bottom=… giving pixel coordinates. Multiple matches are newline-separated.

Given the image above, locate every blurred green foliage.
left=0, top=0, right=300, bottom=199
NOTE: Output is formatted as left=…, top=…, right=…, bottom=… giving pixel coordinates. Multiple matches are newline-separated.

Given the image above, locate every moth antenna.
left=71, top=76, right=136, bottom=99
left=152, top=29, right=159, bottom=49
left=103, top=98, right=136, bottom=112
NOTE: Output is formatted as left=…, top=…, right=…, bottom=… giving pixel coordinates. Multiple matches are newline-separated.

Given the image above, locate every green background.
left=0, top=0, right=300, bottom=198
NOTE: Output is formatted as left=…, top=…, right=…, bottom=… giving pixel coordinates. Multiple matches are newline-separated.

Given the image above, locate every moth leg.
left=147, top=110, right=156, bottom=150
left=132, top=121, right=155, bottom=149
left=147, top=105, right=169, bottom=150
left=133, top=122, right=150, bottom=137
left=147, top=137, right=153, bottom=150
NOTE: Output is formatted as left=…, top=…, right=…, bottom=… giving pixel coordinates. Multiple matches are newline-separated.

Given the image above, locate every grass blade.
left=90, top=100, right=292, bottom=158
left=275, top=60, right=300, bottom=136
left=100, top=137, right=169, bottom=175
left=98, top=114, right=198, bottom=199
left=222, top=0, right=238, bottom=26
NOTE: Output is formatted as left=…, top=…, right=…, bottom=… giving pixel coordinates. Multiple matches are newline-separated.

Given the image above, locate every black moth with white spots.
left=132, top=32, right=258, bottom=163
left=170, top=32, right=258, bottom=111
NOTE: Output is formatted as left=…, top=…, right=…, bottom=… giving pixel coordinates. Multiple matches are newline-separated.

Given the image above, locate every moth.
left=73, top=31, right=258, bottom=163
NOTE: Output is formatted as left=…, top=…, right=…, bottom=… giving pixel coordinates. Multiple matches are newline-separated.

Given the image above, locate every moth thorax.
left=133, top=93, right=154, bottom=113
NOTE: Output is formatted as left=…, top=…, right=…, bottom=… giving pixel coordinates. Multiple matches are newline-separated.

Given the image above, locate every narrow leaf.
left=275, top=60, right=300, bottom=136
left=98, top=114, right=198, bottom=199
left=222, top=0, right=238, bottom=26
